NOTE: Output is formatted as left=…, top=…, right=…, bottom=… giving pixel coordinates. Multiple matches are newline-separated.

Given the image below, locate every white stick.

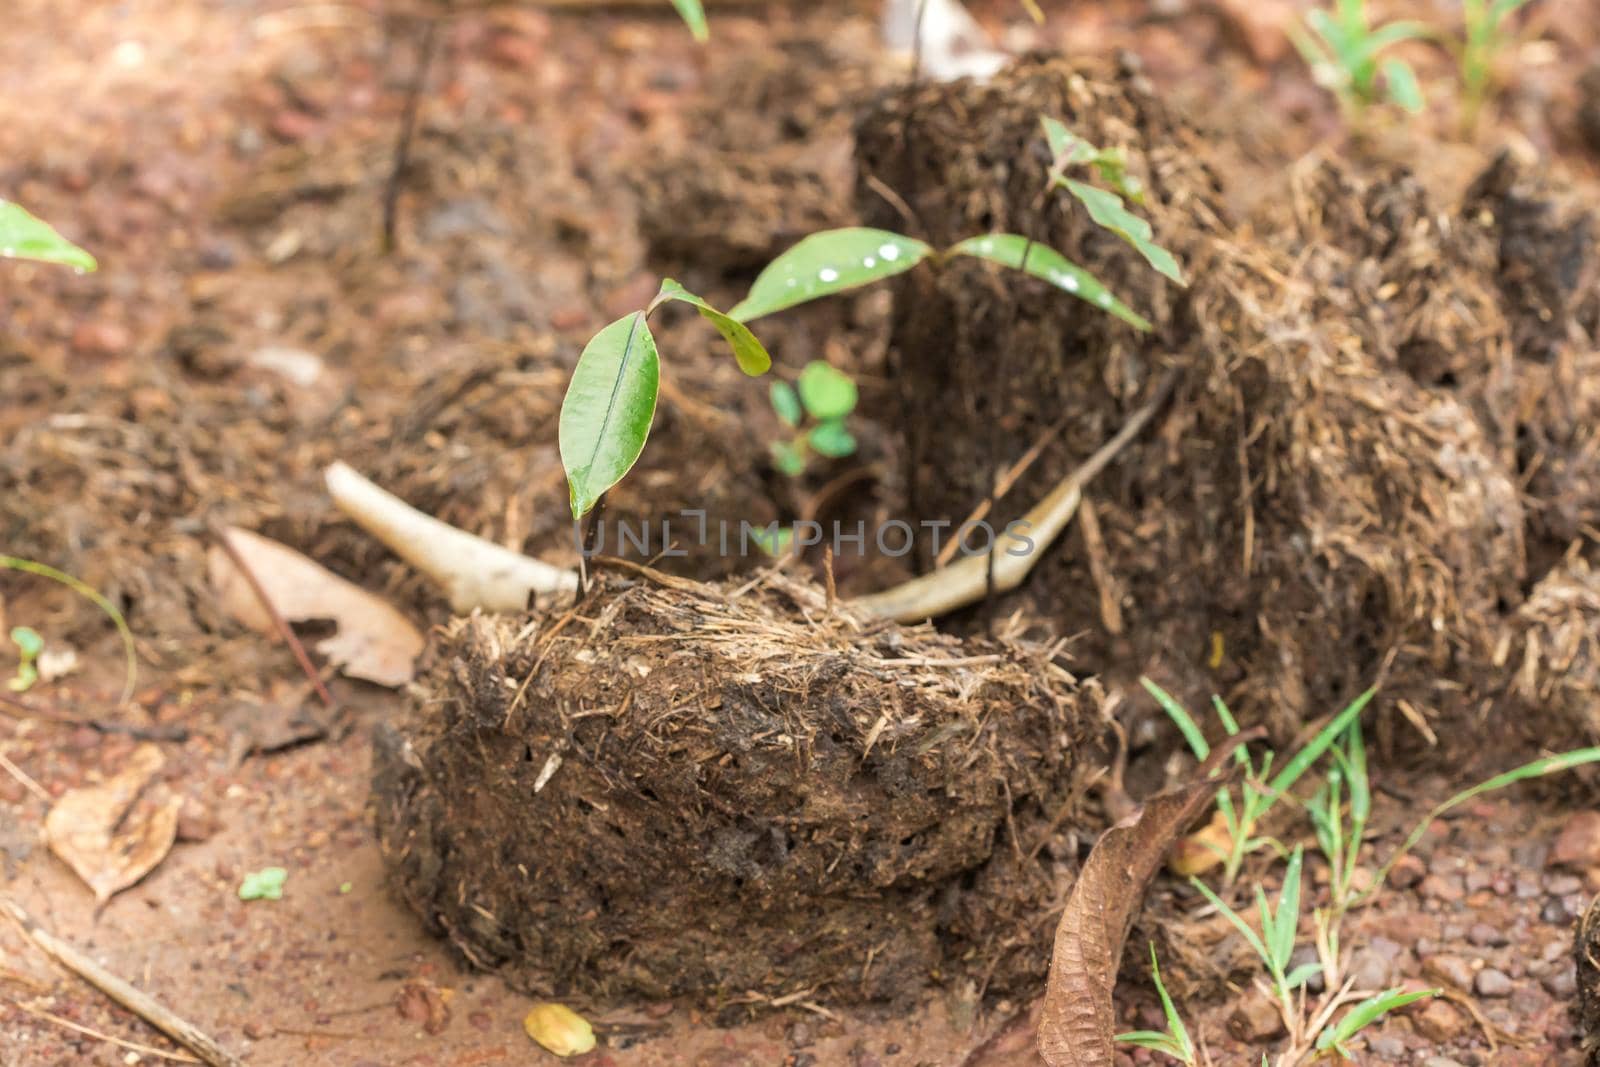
left=325, top=462, right=578, bottom=613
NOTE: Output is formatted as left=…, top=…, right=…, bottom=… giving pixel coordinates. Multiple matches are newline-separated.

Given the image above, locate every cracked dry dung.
left=372, top=569, right=1099, bottom=1007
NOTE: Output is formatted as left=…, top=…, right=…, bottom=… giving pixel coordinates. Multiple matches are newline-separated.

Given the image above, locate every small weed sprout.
left=1116, top=944, right=1199, bottom=1066
left=1140, top=678, right=1373, bottom=885
left=7, top=627, right=43, bottom=693
left=0, top=199, right=97, bottom=270
left=560, top=124, right=1185, bottom=518
left=1290, top=0, right=1429, bottom=119
left=769, top=362, right=859, bottom=476
left=1303, top=722, right=1369, bottom=987
left=1458, top=0, right=1534, bottom=131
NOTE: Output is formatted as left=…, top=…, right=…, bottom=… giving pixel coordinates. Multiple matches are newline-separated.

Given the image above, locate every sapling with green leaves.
left=1116, top=944, right=1198, bottom=1066
left=1290, top=0, right=1429, bottom=118
left=769, top=362, right=859, bottom=476
left=559, top=121, right=1186, bottom=520
left=1141, top=677, right=1374, bottom=886
left=1458, top=0, right=1534, bottom=132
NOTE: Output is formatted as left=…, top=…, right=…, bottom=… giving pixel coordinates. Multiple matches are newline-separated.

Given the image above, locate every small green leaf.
left=10, top=626, right=43, bottom=659
left=771, top=440, right=808, bottom=477
left=1191, top=876, right=1271, bottom=967
left=1148, top=945, right=1194, bottom=1060
left=797, top=361, right=858, bottom=420
left=1140, top=677, right=1210, bottom=761
left=1040, top=115, right=1096, bottom=167
left=656, top=279, right=771, bottom=376
left=1285, top=961, right=1324, bottom=989
left=770, top=381, right=803, bottom=428
left=807, top=419, right=857, bottom=458
left=1060, top=178, right=1185, bottom=284
left=729, top=228, right=932, bottom=322
left=949, top=234, right=1152, bottom=331
left=0, top=201, right=96, bottom=271
left=668, top=0, right=708, bottom=41
left=750, top=524, right=796, bottom=556
left=239, top=866, right=288, bottom=901
left=1382, top=57, right=1424, bottom=113
left=1272, top=846, right=1304, bottom=973
left=1316, top=988, right=1438, bottom=1052
left=560, top=312, right=661, bottom=518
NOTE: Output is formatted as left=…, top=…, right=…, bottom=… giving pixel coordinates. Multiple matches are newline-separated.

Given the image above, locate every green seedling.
left=7, top=627, right=43, bottom=693
left=1290, top=0, right=1429, bottom=118
left=1141, top=678, right=1374, bottom=885
left=1116, top=944, right=1198, bottom=1065
left=238, top=867, right=288, bottom=901
left=1316, top=987, right=1439, bottom=1059
left=0, top=200, right=97, bottom=271
left=1458, top=0, right=1534, bottom=132
left=0, top=557, right=136, bottom=706
left=1303, top=721, right=1370, bottom=986
left=1192, top=847, right=1320, bottom=1021
left=769, top=361, right=859, bottom=477
left=561, top=127, right=1186, bottom=518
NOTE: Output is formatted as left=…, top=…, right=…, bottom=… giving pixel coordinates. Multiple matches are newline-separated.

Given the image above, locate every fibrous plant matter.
left=855, top=57, right=1598, bottom=758
left=372, top=568, right=1100, bottom=1005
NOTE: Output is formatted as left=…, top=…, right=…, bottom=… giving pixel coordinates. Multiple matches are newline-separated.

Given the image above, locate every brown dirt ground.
left=4, top=0, right=1600, bottom=1065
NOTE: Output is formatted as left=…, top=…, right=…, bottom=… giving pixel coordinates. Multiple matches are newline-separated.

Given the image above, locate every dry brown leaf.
left=44, top=743, right=181, bottom=904
left=208, top=526, right=424, bottom=686
left=1167, top=809, right=1232, bottom=877
left=1037, top=745, right=1248, bottom=1067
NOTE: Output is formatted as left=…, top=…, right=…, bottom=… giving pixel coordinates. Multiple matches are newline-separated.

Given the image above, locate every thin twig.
left=0, top=898, right=243, bottom=1067
left=381, top=15, right=440, bottom=253
left=934, top=415, right=1067, bottom=568
left=208, top=524, right=338, bottom=713
left=0, top=749, right=49, bottom=803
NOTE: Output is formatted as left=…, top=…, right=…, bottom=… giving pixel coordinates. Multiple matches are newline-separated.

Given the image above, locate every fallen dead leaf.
left=1037, top=740, right=1249, bottom=1067
left=1167, top=808, right=1232, bottom=877
left=43, top=743, right=181, bottom=904
left=207, top=526, right=424, bottom=686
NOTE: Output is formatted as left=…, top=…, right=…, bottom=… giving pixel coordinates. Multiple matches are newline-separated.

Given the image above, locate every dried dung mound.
left=854, top=58, right=1535, bottom=748
left=1511, top=557, right=1600, bottom=743
left=372, top=568, right=1101, bottom=1006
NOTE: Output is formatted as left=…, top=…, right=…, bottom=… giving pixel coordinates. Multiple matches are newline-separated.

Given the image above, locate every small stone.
left=1414, top=999, right=1466, bottom=1043
left=1553, top=811, right=1600, bottom=869
left=1543, top=965, right=1577, bottom=997
left=1546, top=873, right=1584, bottom=896
left=1422, top=1057, right=1467, bottom=1067
left=1366, top=1034, right=1406, bottom=1059
left=1543, top=898, right=1572, bottom=924
left=1289, top=945, right=1325, bottom=993
left=1227, top=988, right=1285, bottom=1043
left=1419, top=873, right=1466, bottom=903
left=1467, top=922, right=1508, bottom=947
left=268, top=109, right=318, bottom=142
left=71, top=320, right=131, bottom=358
left=1474, top=968, right=1513, bottom=997
left=1389, top=853, right=1426, bottom=889
left=1349, top=948, right=1395, bottom=990
left=1422, top=954, right=1475, bottom=990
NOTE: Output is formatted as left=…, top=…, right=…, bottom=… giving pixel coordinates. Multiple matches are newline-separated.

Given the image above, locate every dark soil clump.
left=372, top=568, right=1100, bottom=1006
left=854, top=58, right=1597, bottom=759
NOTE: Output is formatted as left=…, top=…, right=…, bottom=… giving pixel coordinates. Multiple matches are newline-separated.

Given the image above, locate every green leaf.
left=1316, top=988, right=1438, bottom=1052
left=1382, top=57, right=1424, bottom=113
left=948, top=234, right=1152, bottom=331
left=239, top=866, right=288, bottom=901
left=770, top=381, right=803, bottom=428
left=771, top=440, right=808, bottom=477
left=668, top=0, right=708, bottom=41
left=1041, top=115, right=1096, bottom=167
left=807, top=419, right=857, bottom=458
left=1190, top=876, right=1271, bottom=967
left=10, top=626, right=43, bottom=659
left=1271, top=846, right=1304, bottom=973
left=1266, top=687, right=1375, bottom=800
left=560, top=312, right=661, bottom=518
left=0, top=200, right=96, bottom=271
left=1141, top=677, right=1210, bottom=761
left=1059, top=178, right=1185, bottom=284
left=729, top=228, right=932, bottom=322
left=656, top=279, right=771, bottom=376
left=797, top=361, right=858, bottom=420
left=1285, top=961, right=1324, bottom=989
left=1148, top=945, right=1194, bottom=1060
left=1114, top=1033, right=1190, bottom=1060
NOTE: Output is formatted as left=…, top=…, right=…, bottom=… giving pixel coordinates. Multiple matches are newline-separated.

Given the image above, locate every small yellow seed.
left=523, top=1002, right=596, bottom=1057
